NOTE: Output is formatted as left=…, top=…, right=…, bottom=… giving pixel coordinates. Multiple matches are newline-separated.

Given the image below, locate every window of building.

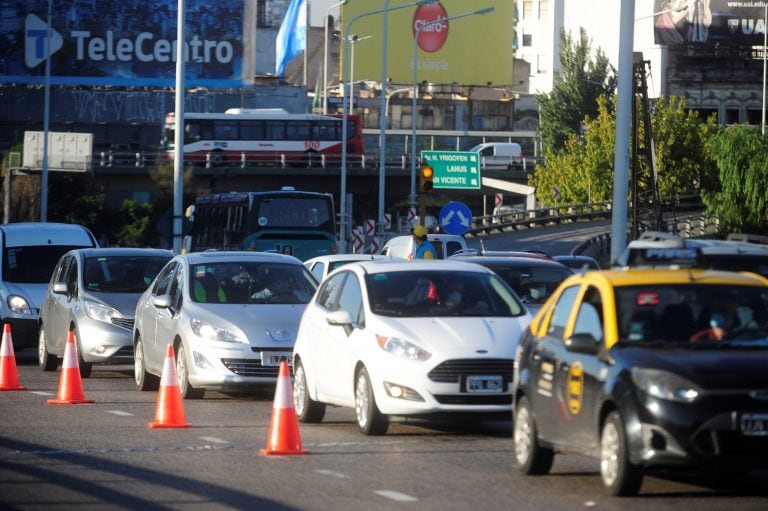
left=538, top=0, right=549, bottom=19
left=537, top=54, right=549, bottom=73
left=523, top=0, right=534, bottom=18
left=522, top=33, right=532, bottom=47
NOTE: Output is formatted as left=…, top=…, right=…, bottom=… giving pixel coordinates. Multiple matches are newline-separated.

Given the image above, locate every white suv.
left=380, top=233, right=467, bottom=260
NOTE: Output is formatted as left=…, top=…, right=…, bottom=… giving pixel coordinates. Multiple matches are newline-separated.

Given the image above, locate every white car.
left=292, top=259, right=532, bottom=435
left=133, top=251, right=317, bottom=398
left=304, top=254, right=389, bottom=282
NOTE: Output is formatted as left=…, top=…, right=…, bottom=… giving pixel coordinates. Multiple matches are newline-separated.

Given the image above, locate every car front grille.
left=433, top=394, right=513, bottom=405
left=111, top=317, right=134, bottom=330
left=694, top=430, right=768, bottom=459
left=428, top=358, right=514, bottom=384
left=222, top=350, right=294, bottom=378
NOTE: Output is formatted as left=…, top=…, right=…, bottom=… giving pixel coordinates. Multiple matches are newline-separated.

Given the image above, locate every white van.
left=470, top=142, right=524, bottom=170
left=0, top=223, right=98, bottom=350
left=380, top=233, right=467, bottom=260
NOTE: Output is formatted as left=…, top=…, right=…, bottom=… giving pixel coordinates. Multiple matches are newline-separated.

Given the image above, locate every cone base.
left=149, top=422, right=191, bottom=429
left=0, top=386, right=27, bottom=391
left=47, top=399, right=95, bottom=404
left=259, top=448, right=310, bottom=456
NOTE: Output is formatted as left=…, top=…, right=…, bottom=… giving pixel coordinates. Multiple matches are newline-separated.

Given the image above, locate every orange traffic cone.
left=0, top=323, right=27, bottom=391
left=47, top=331, right=94, bottom=404
left=149, top=344, right=191, bottom=429
left=260, top=361, right=309, bottom=456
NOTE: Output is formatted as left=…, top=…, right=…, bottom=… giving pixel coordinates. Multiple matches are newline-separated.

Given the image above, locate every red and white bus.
left=163, top=108, right=365, bottom=167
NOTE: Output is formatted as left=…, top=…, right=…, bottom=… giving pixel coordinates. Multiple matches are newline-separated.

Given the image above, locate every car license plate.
left=465, top=375, right=503, bottom=393
left=261, top=351, right=292, bottom=367
left=740, top=413, right=768, bottom=436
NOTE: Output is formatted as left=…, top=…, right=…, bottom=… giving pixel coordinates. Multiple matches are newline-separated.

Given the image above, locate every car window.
left=548, top=285, right=581, bottom=339
left=317, top=272, right=346, bottom=310
left=445, top=241, right=464, bottom=257
left=168, top=266, right=183, bottom=313
left=83, top=255, right=170, bottom=293
left=64, top=256, right=78, bottom=290
left=487, top=264, right=572, bottom=305
left=3, top=245, right=90, bottom=284
left=337, top=273, right=364, bottom=325
left=310, top=262, right=325, bottom=281
left=52, top=255, right=73, bottom=287
left=573, top=286, right=604, bottom=342
left=153, top=262, right=177, bottom=296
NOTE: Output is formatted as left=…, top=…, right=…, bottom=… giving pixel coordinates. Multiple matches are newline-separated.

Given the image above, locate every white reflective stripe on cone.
left=0, top=331, right=12, bottom=356
left=273, top=374, right=294, bottom=410
left=61, top=340, right=79, bottom=369
left=160, top=353, right=178, bottom=387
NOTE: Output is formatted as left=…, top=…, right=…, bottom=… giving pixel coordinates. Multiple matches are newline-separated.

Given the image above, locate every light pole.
left=386, top=87, right=411, bottom=129
left=339, top=0, right=435, bottom=252
left=348, top=34, right=372, bottom=114
left=410, top=7, right=494, bottom=214
left=323, top=0, right=347, bottom=115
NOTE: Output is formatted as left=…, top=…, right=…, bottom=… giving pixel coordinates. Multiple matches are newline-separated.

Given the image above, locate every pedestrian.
left=410, top=225, right=437, bottom=259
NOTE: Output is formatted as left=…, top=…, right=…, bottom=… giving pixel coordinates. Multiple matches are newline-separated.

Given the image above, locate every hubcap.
left=38, top=330, right=46, bottom=365
left=355, top=373, right=369, bottom=428
left=134, top=342, right=143, bottom=384
left=600, top=421, right=620, bottom=485
left=294, top=365, right=306, bottom=415
left=514, top=406, right=533, bottom=464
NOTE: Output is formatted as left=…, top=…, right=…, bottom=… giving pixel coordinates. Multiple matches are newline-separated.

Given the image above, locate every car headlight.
left=376, top=335, right=431, bottom=361
left=84, top=300, right=124, bottom=324
left=8, top=295, right=32, bottom=315
left=632, top=367, right=701, bottom=403
left=190, top=318, right=243, bottom=343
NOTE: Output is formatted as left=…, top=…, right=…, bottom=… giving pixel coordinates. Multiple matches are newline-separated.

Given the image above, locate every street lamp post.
left=386, top=88, right=411, bottom=129
left=323, top=0, right=347, bottom=115
left=410, top=7, right=494, bottom=214
left=339, top=0, right=435, bottom=252
left=348, top=34, right=372, bottom=114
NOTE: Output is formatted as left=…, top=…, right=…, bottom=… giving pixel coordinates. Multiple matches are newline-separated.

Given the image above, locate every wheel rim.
left=355, top=372, right=369, bottom=429
left=514, top=405, right=533, bottom=465
left=294, top=364, right=307, bottom=415
left=176, top=346, right=187, bottom=395
left=134, top=340, right=144, bottom=385
left=600, top=420, right=620, bottom=485
left=38, top=328, right=47, bottom=365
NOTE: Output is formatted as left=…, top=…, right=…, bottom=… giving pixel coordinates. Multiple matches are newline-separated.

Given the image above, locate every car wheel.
left=293, top=360, right=325, bottom=423
left=38, top=325, right=57, bottom=371
left=176, top=343, right=205, bottom=399
left=354, top=367, right=388, bottom=435
left=134, top=335, right=159, bottom=391
left=514, top=396, right=554, bottom=474
left=600, top=411, right=643, bottom=496
left=73, top=329, right=93, bottom=379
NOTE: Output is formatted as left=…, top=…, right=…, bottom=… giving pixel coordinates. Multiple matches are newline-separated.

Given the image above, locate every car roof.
left=0, top=222, right=96, bottom=247
left=564, top=268, right=768, bottom=287
left=338, top=259, right=496, bottom=275
left=71, top=247, right=174, bottom=258
left=305, top=254, right=389, bottom=264
left=452, top=255, right=574, bottom=270
left=451, top=249, right=552, bottom=260
left=179, top=250, right=303, bottom=265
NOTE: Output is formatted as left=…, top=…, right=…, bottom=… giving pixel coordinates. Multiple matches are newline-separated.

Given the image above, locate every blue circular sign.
left=439, top=201, right=473, bottom=235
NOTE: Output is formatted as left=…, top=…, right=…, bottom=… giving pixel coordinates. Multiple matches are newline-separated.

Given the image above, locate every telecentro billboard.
left=0, top=0, right=249, bottom=87
left=653, top=0, right=767, bottom=46
left=341, top=0, right=514, bottom=86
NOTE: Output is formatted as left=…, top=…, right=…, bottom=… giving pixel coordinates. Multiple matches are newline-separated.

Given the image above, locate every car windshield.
left=480, top=264, right=572, bottom=305
left=84, top=256, right=171, bottom=293
left=615, top=284, right=768, bottom=347
left=189, top=261, right=317, bottom=305
left=4, top=245, right=90, bottom=283
left=365, top=270, right=526, bottom=317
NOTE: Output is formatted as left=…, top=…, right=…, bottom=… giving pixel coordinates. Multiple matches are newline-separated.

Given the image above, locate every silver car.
left=133, top=251, right=317, bottom=399
left=38, top=247, right=173, bottom=377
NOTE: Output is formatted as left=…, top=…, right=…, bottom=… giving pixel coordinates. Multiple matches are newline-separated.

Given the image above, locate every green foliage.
left=703, top=125, right=768, bottom=235
left=112, top=200, right=158, bottom=247
left=537, top=28, right=617, bottom=156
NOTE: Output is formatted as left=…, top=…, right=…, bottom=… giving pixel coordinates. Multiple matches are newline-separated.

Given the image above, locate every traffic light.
left=419, top=164, right=434, bottom=192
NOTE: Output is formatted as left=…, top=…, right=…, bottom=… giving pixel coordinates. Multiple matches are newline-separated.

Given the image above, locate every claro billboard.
left=0, top=0, right=251, bottom=87
left=341, top=0, right=514, bottom=86
left=653, top=0, right=767, bottom=46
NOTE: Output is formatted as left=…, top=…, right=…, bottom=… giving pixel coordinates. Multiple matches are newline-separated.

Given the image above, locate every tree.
left=703, top=125, right=768, bottom=235
left=537, top=28, right=617, bottom=157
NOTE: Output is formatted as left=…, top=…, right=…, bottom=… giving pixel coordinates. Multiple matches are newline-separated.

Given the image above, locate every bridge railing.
left=467, top=202, right=613, bottom=237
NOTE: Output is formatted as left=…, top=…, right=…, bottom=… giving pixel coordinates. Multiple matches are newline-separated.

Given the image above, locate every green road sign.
left=421, top=150, right=482, bottom=190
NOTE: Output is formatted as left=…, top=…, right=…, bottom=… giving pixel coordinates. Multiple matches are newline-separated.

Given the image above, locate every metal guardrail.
left=466, top=202, right=613, bottom=237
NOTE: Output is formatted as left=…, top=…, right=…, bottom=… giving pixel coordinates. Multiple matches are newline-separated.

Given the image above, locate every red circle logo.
left=413, top=3, right=449, bottom=53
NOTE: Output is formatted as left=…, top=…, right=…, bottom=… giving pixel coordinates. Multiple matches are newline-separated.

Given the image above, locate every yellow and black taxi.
left=512, top=258, right=768, bottom=496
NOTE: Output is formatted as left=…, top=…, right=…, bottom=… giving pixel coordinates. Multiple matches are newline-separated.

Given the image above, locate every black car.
left=450, top=252, right=573, bottom=315
left=513, top=266, right=768, bottom=496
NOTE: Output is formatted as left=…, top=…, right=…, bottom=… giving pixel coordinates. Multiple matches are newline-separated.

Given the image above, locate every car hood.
left=192, top=303, right=307, bottom=346
left=378, top=315, right=530, bottom=356
left=83, top=291, right=145, bottom=317
left=618, top=346, right=768, bottom=390
left=6, top=283, right=48, bottom=310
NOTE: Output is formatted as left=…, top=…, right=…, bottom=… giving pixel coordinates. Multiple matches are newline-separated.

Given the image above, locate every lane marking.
left=315, top=469, right=350, bottom=479
left=106, top=410, right=134, bottom=416
left=199, top=437, right=229, bottom=444
left=374, top=491, right=418, bottom=502
left=30, top=391, right=54, bottom=396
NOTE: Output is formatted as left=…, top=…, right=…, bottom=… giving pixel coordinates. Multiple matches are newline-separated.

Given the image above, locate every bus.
left=186, top=188, right=337, bottom=261
left=164, top=109, right=365, bottom=167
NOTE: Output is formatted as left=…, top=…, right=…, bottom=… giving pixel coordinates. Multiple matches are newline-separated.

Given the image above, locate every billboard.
left=653, top=0, right=767, bottom=46
left=0, top=0, right=250, bottom=88
left=341, top=0, right=514, bottom=86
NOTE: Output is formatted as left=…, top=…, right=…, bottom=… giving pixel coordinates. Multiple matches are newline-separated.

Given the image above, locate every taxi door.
left=548, top=285, right=607, bottom=451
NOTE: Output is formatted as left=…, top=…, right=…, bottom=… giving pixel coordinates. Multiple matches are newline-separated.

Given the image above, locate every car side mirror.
left=564, top=332, right=600, bottom=355
left=326, top=309, right=355, bottom=336
left=153, top=295, right=172, bottom=309
left=52, top=282, right=69, bottom=295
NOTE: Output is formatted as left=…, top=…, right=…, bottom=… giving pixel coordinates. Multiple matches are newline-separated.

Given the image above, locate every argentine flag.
left=275, top=0, right=307, bottom=77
